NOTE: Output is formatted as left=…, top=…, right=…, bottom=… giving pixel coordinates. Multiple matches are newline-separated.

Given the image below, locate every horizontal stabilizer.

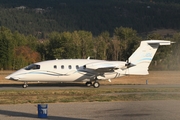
left=146, top=40, right=174, bottom=45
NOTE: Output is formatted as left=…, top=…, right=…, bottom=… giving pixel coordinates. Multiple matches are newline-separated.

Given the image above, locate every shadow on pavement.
left=0, top=109, right=88, bottom=120
left=0, top=82, right=88, bottom=88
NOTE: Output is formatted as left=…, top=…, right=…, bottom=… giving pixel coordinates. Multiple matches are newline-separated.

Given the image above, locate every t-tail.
left=126, top=40, right=173, bottom=75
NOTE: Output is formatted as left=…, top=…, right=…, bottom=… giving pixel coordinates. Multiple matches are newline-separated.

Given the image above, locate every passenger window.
left=61, top=65, right=64, bottom=69
left=76, top=65, right=79, bottom=69
left=68, top=65, right=72, bottom=69
left=54, top=65, right=57, bottom=69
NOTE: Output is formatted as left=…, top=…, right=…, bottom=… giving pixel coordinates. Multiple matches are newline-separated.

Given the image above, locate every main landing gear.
left=22, top=82, right=28, bottom=88
left=85, top=81, right=100, bottom=88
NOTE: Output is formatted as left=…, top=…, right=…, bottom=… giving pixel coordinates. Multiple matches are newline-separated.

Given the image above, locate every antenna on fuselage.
left=87, top=56, right=90, bottom=60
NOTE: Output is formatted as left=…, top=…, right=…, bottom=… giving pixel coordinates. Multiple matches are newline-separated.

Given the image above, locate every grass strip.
left=0, top=87, right=180, bottom=104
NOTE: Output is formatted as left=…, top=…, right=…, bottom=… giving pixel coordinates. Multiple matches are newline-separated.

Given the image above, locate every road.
left=0, top=100, right=180, bottom=120
left=0, top=83, right=180, bottom=90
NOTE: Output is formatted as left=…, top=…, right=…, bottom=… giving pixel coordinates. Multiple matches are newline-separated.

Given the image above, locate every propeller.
left=120, top=59, right=131, bottom=70
left=125, top=59, right=135, bottom=68
left=124, top=59, right=136, bottom=75
left=124, top=59, right=130, bottom=75
left=125, top=59, right=131, bottom=68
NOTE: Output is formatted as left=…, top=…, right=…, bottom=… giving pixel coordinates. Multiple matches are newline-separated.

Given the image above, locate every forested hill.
left=0, top=0, right=180, bottom=37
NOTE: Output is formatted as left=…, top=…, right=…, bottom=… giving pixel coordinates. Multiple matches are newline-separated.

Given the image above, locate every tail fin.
left=127, top=40, right=173, bottom=75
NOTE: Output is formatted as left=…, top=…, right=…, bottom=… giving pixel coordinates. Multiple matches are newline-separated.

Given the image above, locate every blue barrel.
left=38, top=104, right=48, bottom=118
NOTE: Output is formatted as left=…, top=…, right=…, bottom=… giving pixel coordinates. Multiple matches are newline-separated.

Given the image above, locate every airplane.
left=5, top=40, right=173, bottom=88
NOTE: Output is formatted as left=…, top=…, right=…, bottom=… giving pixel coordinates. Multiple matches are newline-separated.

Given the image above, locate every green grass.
left=0, top=88, right=180, bottom=104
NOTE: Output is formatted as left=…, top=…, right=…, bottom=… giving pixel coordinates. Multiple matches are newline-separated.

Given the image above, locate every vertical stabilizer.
left=127, top=40, right=172, bottom=75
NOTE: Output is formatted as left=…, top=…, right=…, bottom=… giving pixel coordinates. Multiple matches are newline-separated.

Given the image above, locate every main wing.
left=84, top=61, right=135, bottom=72
left=79, top=61, right=136, bottom=80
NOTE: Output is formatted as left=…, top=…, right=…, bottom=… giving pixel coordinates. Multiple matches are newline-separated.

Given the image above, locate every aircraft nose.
left=5, top=76, right=10, bottom=80
left=5, top=75, right=20, bottom=80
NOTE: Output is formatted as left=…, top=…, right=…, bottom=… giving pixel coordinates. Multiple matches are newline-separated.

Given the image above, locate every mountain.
left=0, top=0, right=180, bottom=37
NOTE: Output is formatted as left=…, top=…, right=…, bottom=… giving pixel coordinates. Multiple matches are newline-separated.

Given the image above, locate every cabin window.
left=68, top=65, right=72, bottom=69
left=25, top=64, right=40, bottom=70
left=61, top=65, right=64, bottom=69
left=54, top=65, right=57, bottom=69
left=76, top=65, right=79, bottom=69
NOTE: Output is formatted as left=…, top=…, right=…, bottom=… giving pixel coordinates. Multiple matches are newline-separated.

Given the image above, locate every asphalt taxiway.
left=0, top=100, right=180, bottom=120
left=0, top=83, right=180, bottom=90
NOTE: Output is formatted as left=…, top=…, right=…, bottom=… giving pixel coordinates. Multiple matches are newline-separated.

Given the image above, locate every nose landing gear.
left=22, top=82, right=28, bottom=88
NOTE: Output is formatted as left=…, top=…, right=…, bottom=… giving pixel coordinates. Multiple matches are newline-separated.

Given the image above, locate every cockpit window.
left=25, top=64, right=40, bottom=70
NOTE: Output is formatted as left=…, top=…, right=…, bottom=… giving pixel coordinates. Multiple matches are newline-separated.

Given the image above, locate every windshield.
left=25, top=64, right=40, bottom=70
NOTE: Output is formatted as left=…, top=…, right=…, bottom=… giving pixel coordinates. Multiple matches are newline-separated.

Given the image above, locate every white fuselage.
left=6, top=59, right=126, bottom=83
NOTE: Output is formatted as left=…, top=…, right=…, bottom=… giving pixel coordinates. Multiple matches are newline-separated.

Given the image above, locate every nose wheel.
left=22, top=82, right=28, bottom=88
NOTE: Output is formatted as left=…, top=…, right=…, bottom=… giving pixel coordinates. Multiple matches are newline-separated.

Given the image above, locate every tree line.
left=0, top=26, right=180, bottom=70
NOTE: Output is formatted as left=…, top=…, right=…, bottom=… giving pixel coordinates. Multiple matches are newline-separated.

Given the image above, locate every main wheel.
left=93, top=81, right=100, bottom=88
left=86, top=82, right=92, bottom=87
